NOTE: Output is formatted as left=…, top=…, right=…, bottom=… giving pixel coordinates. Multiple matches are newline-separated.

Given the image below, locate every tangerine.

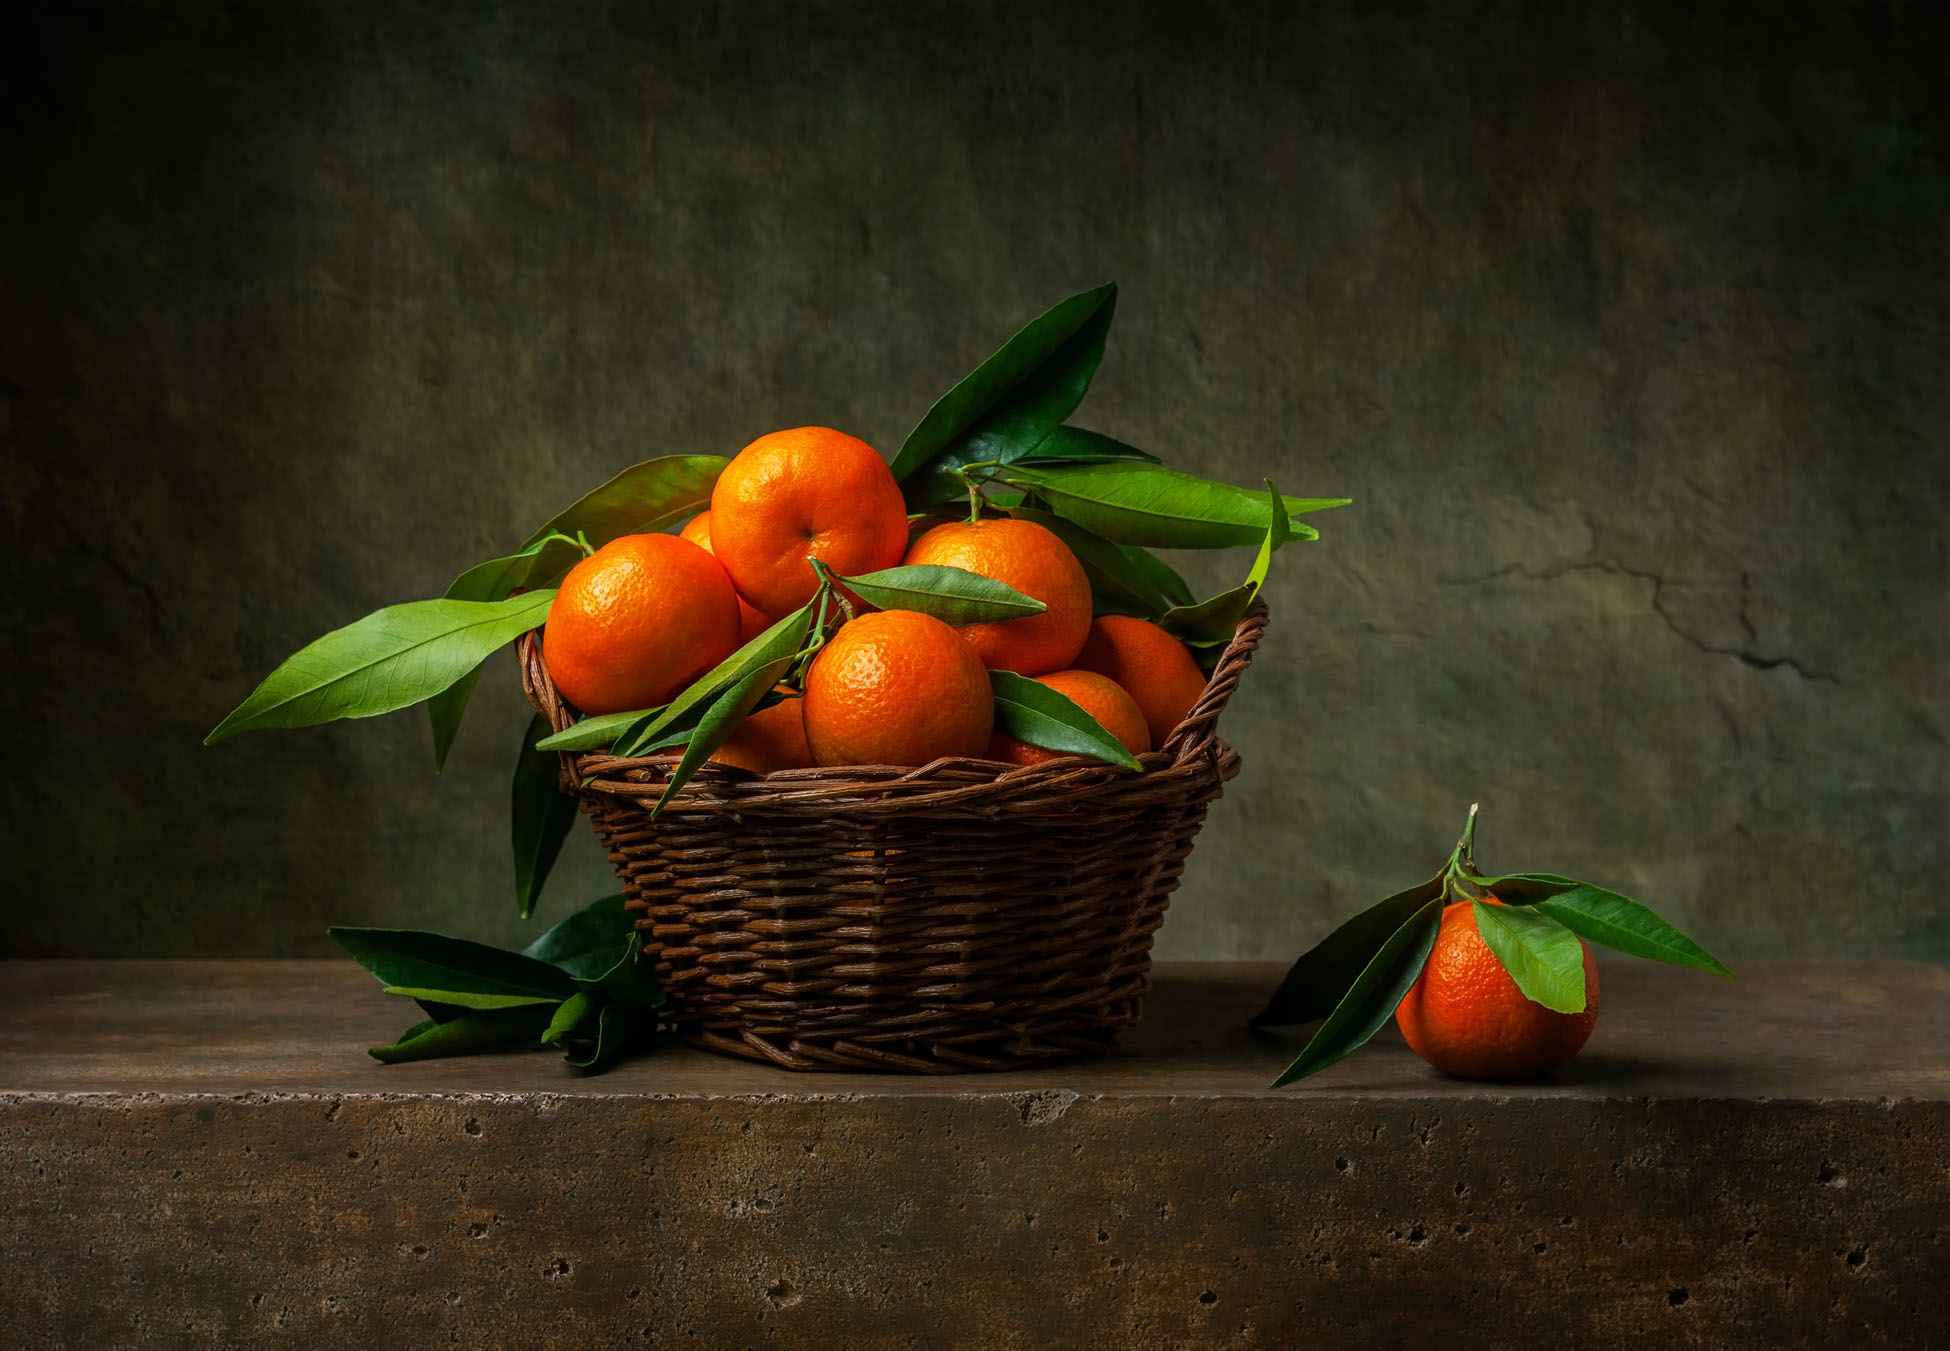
left=901, top=517, right=1091, bottom=675
left=1394, top=901, right=1600, bottom=1080
left=1073, top=614, right=1209, bottom=747
left=706, top=692, right=813, bottom=774
left=679, top=509, right=773, bottom=644
left=708, top=428, right=908, bottom=618
left=543, top=534, right=739, bottom=715
left=802, top=609, right=994, bottom=766
left=986, top=669, right=1150, bottom=765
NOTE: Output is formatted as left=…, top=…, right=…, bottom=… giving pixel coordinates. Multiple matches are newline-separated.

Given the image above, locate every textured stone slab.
left=3, top=960, right=1947, bottom=1346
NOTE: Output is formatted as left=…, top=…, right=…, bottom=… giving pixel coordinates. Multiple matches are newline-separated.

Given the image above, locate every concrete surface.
left=1, top=2, right=1945, bottom=961
left=3, top=959, right=1947, bottom=1345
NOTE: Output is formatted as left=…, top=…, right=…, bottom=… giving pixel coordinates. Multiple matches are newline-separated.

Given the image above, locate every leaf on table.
left=570, top=930, right=669, bottom=1009
left=1159, top=480, right=1292, bottom=647
left=1004, top=461, right=1340, bottom=550
left=1470, top=900, right=1588, bottom=1013
left=1483, top=873, right=1733, bottom=979
left=522, top=893, right=633, bottom=979
left=328, top=926, right=578, bottom=1003
left=893, top=284, right=1118, bottom=506
left=1252, top=872, right=1446, bottom=1027
left=838, top=564, right=1045, bottom=624
left=560, top=999, right=663, bottom=1071
left=1269, top=894, right=1445, bottom=1087
left=205, top=590, right=557, bottom=744
left=541, top=991, right=601, bottom=1046
left=378, top=987, right=565, bottom=1010
left=368, top=1006, right=555, bottom=1064
left=989, top=670, right=1142, bottom=770
left=512, top=712, right=580, bottom=919
left=519, top=454, right=728, bottom=551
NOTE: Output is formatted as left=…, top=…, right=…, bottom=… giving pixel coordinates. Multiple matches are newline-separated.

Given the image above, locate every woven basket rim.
left=517, top=598, right=1267, bottom=813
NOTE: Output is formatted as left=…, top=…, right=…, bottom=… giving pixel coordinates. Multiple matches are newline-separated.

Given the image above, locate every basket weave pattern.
left=517, top=602, right=1266, bottom=1072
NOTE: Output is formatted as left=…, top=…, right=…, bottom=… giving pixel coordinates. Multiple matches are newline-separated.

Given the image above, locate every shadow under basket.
left=517, top=602, right=1267, bottom=1073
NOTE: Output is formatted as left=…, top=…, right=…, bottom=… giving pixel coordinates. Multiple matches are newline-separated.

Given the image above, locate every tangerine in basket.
left=542, top=533, right=739, bottom=715
left=708, top=427, right=908, bottom=618
left=679, top=509, right=774, bottom=644
left=704, top=691, right=813, bottom=774
left=987, top=669, right=1150, bottom=766
left=902, top=516, right=1091, bottom=675
left=1075, top=614, right=1209, bottom=747
left=1394, top=900, right=1601, bottom=1080
left=802, top=609, right=994, bottom=767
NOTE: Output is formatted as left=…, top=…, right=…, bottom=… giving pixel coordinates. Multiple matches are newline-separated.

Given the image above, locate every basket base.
left=683, top=1024, right=1128, bottom=1074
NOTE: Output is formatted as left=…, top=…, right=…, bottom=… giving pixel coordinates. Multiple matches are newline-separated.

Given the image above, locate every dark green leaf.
left=368, top=1006, right=555, bottom=1064
left=328, top=926, right=577, bottom=1003
left=519, top=454, right=728, bottom=550
left=893, top=284, right=1118, bottom=504
left=522, top=894, right=633, bottom=979
left=1269, top=895, right=1445, bottom=1087
left=1485, top=874, right=1733, bottom=979
left=614, top=603, right=815, bottom=757
left=1160, top=481, right=1292, bottom=645
left=839, top=564, right=1045, bottom=624
left=541, top=991, right=601, bottom=1046
left=561, top=999, right=662, bottom=1070
left=1008, top=506, right=1181, bottom=619
left=571, top=931, right=669, bottom=1009
left=534, top=706, right=665, bottom=754
left=378, top=987, right=564, bottom=1010
left=1123, top=543, right=1196, bottom=609
left=512, top=713, right=580, bottom=919
left=1252, top=873, right=1446, bottom=1027
left=989, top=670, right=1142, bottom=770
left=651, top=654, right=800, bottom=814
left=206, top=590, right=557, bottom=744
left=425, top=663, right=485, bottom=772
left=1004, top=461, right=1338, bottom=549
left=1470, top=901, right=1588, bottom=1013
left=1016, top=426, right=1159, bottom=466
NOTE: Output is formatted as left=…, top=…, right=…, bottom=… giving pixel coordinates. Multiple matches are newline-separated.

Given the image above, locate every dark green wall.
left=3, top=1, right=1944, bottom=962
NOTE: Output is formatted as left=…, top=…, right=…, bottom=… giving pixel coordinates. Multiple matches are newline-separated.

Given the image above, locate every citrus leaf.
left=1160, top=481, right=1291, bottom=645
left=560, top=998, right=662, bottom=1071
left=894, top=284, right=1118, bottom=505
left=519, top=454, right=728, bottom=550
left=1252, top=872, right=1445, bottom=1027
left=650, top=654, right=800, bottom=815
left=534, top=707, right=665, bottom=754
left=368, top=1006, right=554, bottom=1064
left=989, top=670, right=1142, bottom=770
left=1008, top=506, right=1185, bottom=619
left=613, top=603, right=815, bottom=757
left=571, top=930, right=669, bottom=1009
left=378, top=987, right=564, bottom=1011
left=1484, top=873, right=1733, bottom=979
left=1004, top=461, right=1339, bottom=549
left=1015, top=425, right=1159, bottom=466
left=512, top=712, right=579, bottom=920
left=1470, top=901, right=1588, bottom=1014
left=522, top=893, right=633, bottom=979
left=328, top=926, right=577, bottom=1003
left=839, top=564, right=1045, bottom=624
left=541, top=991, right=601, bottom=1046
left=1269, top=894, right=1445, bottom=1087
left=206, top=591, right=557, bottom=744
left=426, top=663, right=485, bottom=772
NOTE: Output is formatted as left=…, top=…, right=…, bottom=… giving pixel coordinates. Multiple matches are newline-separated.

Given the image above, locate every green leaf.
left=1016, top=425, right=1159, bottom=466
left=1470, top=901, right=1588, bottom=1014
left=571, top=930, right=669, bottom=1009
left=1252, top=873, right=1445, bottom=1027
left=560, top=999, right=662, bottom=1071
left=838, top=564, right=1046, bottom=625
left=893, top=284, right=1118, bottom=504
left=1003, top=461, right=1338, bottom=550
left=522, top=894, right=633, bottom=979
left=425, top=663, right=485, bottom=771
left=534, top=707, right=665, bottom=754
left=1007, top=506, right=1184, bottom=619
left=206, top=590, right=556, bottom=744
left=541, top=991, right=601, bottom=1046
left=614, top=603, right=816, bottom=757
left=651, top=654, right=800, bottom=814
left=1123, top=543, right=1197, bottom=609
left=378, top=987, right=564, bottom=1011
left=519, top=454, right=728, bottom=551
left=368, top=1006, right=554, bottom=1064
left=1485, top=873, right=1733, bottom=979
left=989, top=670, right=1142, bottom=770
left=1160, top=481, right=1291, bottom=645
left=328, top=926, right=577, bottom=1003
left=512, top=713, right=580, bottom=920
left=1269, top=895, right=1445, bottom=1087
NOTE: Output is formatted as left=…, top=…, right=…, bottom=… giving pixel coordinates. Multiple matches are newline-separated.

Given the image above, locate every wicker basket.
left=516, top=601, right=1266, bottom=1073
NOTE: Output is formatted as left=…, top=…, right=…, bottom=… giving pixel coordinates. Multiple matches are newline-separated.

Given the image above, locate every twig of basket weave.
left=517, top=600, right=1266, bottom=1072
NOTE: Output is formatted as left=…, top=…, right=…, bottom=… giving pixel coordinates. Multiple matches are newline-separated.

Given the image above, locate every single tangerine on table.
left=801, top=609, right=994, bottom=767
left=1074, top=614, right=1209, bottom=748
left=679, top=509, right=774, bottom=644
left=901, top=517, right=1091, bottom=675
left=1394, top=900, right=1601, bottom=1080
left=987, top=669, right=1150, bottom=766
left=707, top=427, right=909, bottom=618
left=543, top=534, right=739, bottom=715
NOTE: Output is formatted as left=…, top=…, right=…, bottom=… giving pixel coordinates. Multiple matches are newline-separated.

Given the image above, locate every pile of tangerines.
left=542, top=425, right=1206, bottom=774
